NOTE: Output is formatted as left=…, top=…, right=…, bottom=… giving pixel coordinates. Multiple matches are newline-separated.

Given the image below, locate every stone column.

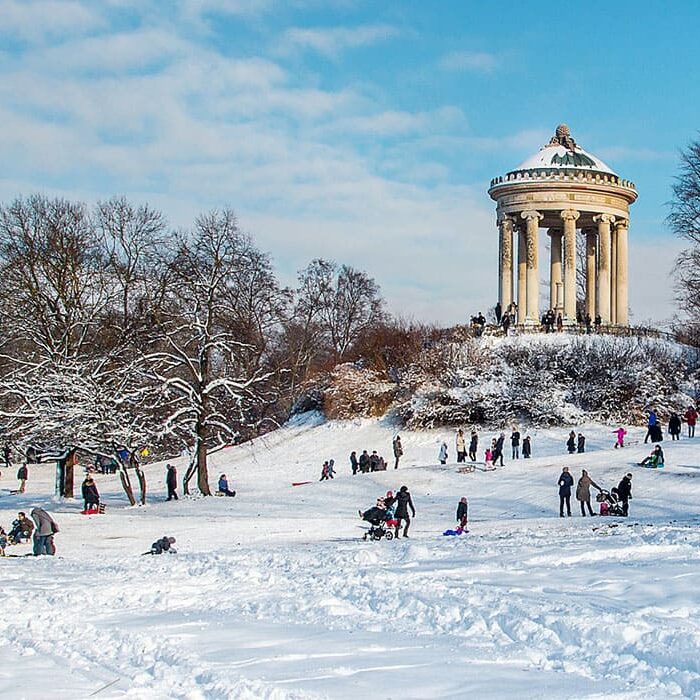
left=610, top=225, right=618, bottom=323
left=498, top=215, right=514, bottom=311
left=584, top=228, right=597, bottom=320
left=548, top=228, right=563, bottom=312
left=615, top=218, right=629, bottom=325
left=560, top=209, right=580, bottom=323
left=593, top=214, right=615, bottom=324
left=521, top=209, right=543, bottom=323
left=517, top=223, right=527, bottom=324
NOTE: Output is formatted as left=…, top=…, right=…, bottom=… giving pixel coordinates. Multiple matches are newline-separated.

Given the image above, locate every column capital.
left=614, top=218, right=629, bottom=230
left=521, top=209, right=544, bottom=222
left=560, top=209, right=580, bottom=222
left=498, top=213, right=516, bottom=228
left=593, top=213, right=616, bottom=225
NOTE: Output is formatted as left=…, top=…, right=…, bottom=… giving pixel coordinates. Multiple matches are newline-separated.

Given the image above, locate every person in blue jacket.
left=644, top=409, right=658, bottom=444
left=218, top=474, right=236, bottom=497
left=558, top=466, right=574, bottom=517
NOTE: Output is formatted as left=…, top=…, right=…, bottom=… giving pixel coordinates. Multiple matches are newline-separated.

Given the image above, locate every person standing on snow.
left=394, top=486, right=416, bottom=538
left=16, top=463, right=28, bottom=493
left=613, top=427, right=627, bottom=448
left=81, top=475, right=100, bottom=512
left=617, top=473, right=633, bottom=516
left=522, top=435, right=532, bottom=458
left=350, top=451, right=359, bottom=475
left=566, top=431, right=576, bottom=454
left=166, top=464, right=178, bottom=501
left=393, top=435, right=403, bottom=469
left=493, top=433, right=505, bottom=467
left=510, top=427, right=520, bottom=459
left=576, top=469, right=601, bottom=516
left=684, top=406, right=697, bottom=438
left=577, top=433, right=586, bottom=454
left=438, top=442, right=448, bottom=465
left=644, top=409, right=658, bottom=444
left=359, top=450, right=370, bottom=474
left=456, top=429, right=466, bottom=463
left=456, top=497, right=469, bottom=532
left=558, top=466, right=574, bottom=517
left=668, top=412, right=682, bottom=441
left=468, top=431, right=478, bottom=461
left=30, top=507, right=58, bottom=556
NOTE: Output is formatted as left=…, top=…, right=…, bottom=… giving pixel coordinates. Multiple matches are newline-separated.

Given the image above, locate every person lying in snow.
left=144, top=536, right=177, bottom=555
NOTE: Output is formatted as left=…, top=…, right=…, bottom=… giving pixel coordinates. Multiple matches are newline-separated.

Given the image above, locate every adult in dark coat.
left=644, top=410, right=658, bottom=444
left=617, top=473, right=633, bottom=516
left=468, top=431, right=478, bottom=461
left=668, top=413, right=682, bottom=441
left=30, top=507, right=57, bottom=556
left=394, top=485, right=416, bottom=538
left=492, top=434, right=505, bottom=467
left=510, top=429, right=520, bottom=459
left=350, top=451, right=358, bottom=475
left=456, top=497, right=468, bottom=530
left=393, top=436, right=403, bottom=469
left=166, top=464, right=178, bottom=501
left=577, top=434, right=585, bottom=454
left=358, top=450, right=370, bottom=474
left=81, top=475, right=100, bottom=511
left=558, top=467, right=574, bottom=517
left=16, top=463, right=28, bottom=493
left=522, top=435, right=531, bottom=458
left=566, top=431, right=576, bottom=454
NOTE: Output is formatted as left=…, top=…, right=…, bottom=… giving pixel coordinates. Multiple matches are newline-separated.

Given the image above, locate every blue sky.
left=1, top=0, right=697, bottom=324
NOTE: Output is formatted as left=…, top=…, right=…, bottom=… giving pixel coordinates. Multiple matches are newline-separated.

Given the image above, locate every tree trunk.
left=183, top=451, right=197, bottom=496
left=197, top=435, right=211, bottom=496
left=119, top=468, right=136, bottom=506
left=136, top=466, right=147, bottom=505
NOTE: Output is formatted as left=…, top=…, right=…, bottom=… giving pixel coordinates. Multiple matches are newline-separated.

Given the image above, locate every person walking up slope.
left=558, top=467, right=574, bottom=517
left=394, top=486, right=416, bottom=538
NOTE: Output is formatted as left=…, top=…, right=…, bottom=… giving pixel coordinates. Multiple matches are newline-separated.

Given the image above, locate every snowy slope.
left=0, top=414, right=699, bottom=699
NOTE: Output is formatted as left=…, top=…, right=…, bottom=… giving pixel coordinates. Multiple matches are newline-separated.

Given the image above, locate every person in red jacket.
left=684, top=406, right=697, bottom=438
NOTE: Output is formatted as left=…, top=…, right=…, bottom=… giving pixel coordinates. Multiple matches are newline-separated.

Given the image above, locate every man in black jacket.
left=394, top=485, right=416, bottom=538
left=166, top=464, right=178, bottom=501
left=558, top=467, right=574, bottom=517
left=617, top=473, right=633, bottom=516
left=510, top=428, right=520, bottom=459
left=493, top=433, right=505, bottom=467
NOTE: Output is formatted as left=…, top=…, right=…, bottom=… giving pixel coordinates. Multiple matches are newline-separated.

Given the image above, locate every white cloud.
left=0, top=0, right=103, bottom=42
left=439, top=50, right=498, bottom=73
left=281, top=24, right=400, bottom=56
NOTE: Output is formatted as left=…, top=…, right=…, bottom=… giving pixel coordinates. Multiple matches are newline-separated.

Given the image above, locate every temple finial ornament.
left=549, top=123, right=577, bottom=151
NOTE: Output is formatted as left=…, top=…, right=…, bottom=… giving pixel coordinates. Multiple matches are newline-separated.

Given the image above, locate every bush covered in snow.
left=300, top=334, right=695, bottom=428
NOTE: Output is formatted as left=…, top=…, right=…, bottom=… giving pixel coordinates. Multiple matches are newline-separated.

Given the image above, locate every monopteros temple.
left=488, top=124, right=637, bottom=326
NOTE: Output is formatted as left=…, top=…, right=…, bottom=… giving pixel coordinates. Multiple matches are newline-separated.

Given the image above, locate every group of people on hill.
left=349, top=439, right=402, bottom=475
left=566, top=431, right=586, bottom=454
left=557, top=467, right=633, bottom=517
left=441, top=428, right=532, bottom=468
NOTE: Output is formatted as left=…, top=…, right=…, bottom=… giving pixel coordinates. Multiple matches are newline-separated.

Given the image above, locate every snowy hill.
left=0, top=414, right=699, bottom=698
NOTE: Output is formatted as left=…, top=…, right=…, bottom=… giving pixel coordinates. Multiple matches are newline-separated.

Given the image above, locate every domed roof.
left=512, top=124, right=616, bottom=176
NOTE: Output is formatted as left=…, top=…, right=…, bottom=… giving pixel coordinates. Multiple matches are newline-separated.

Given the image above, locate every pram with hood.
left=596, top=488, right=626, bottom=516
left=359, top=492, right=398, bottom=541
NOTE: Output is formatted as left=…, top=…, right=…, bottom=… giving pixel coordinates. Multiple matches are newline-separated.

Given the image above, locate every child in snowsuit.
left=613, top=427, right=626, bottom=448
left=145, top=536, right=177, bottom=555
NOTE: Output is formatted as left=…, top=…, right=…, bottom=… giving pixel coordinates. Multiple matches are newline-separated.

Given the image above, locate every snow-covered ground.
left=1, top=414, right=699, bottom=699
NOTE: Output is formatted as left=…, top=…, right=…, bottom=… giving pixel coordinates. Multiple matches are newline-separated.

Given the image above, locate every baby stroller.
left=596, top=488, right=625, bottom=517
left=360, top=507, right=395, bottom=541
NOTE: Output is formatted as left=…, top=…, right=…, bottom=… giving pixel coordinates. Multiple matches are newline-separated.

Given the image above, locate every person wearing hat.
left=617, top=473, right=633, bottom=516
left=557, top=466, right=574, bottom=517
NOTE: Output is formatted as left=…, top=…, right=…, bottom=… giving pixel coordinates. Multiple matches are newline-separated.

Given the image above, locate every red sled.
left=292, top=481, right=312, bottom=487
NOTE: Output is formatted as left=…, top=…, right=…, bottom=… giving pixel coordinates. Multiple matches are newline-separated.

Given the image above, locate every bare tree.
left=144, top=209, right=282, bottom=496
left=668, top=137, right=700, bottom=327
left=295, top=259, right=385, bottom=361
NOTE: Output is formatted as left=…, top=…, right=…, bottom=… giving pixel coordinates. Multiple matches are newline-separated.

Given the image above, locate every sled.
left=457, top=465, right=476, bottom=474
left=291, top=481, right=312, bottom=487
left=443, top=528, right=469, bottom=536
